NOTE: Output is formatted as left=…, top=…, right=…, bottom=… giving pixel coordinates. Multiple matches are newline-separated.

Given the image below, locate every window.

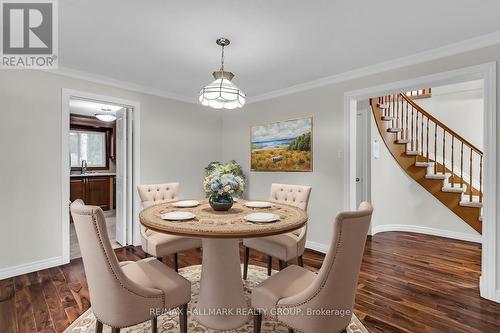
left=70, top=130, right=107, bottom=168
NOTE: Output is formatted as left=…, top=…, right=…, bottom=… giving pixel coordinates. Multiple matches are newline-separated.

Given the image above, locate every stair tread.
left=442, top=185, right=466, bottom=193
left=462, top=194, right=481, bottom=201
left=396, top=139, right=410, bottom=144
left=447, top=182, right=466, bottom=188
left=406, top=150, right=419, bottom=155
left=460, top=200, right=483, bottom=208
left=378, top=103, right=390, bottom=109
left=381, top=116, right=395, bottom=121
left=426, top=172, right=451, bottom=180
left=415, top=161, right=435, bottom=167
left=388, top=128, right=402, bottom=132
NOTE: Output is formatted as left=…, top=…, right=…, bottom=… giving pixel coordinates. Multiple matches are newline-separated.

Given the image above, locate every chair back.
left=137, top=182, right=180, bottom=208
left=270, top=183, right=311, bottom=236
left=269, top=183, right=311, bottom=211
left=70, top=200, right=163, bottom=327
left=279, top=202, right=373, bottom=332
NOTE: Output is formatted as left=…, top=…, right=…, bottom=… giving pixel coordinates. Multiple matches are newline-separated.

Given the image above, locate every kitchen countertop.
left=70, top=172, right=116, bottom=177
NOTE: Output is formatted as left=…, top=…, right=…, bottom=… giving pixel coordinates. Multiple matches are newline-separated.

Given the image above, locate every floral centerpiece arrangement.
left=203, top=160, right=246, bottom=211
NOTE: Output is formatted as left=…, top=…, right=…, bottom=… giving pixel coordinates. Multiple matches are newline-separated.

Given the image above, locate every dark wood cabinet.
left=86, top=177, right=110, bottom=209
left=70, top=178, right=86, bottom=202
left=70, top=176, right=112, bottom=211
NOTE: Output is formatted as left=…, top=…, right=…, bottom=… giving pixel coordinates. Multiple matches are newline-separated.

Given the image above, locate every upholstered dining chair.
left=137, top=182, right=202, bottom=271
left=70, top=199, right=191, bottom=333
left=251, top=202, right=373, bottom=333
left=243, top=183, right=312, bottom=279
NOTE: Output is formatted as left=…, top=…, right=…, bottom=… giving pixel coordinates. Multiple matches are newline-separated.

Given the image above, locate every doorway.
left=344, top=63, right=497, bottom=302
left=61, top=90, right=141, bottom=262
left=355, top=106, right=370, bottom=208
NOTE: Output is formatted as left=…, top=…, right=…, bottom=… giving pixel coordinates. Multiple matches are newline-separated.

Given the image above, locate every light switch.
left=373, top=139, right=380, bottom=159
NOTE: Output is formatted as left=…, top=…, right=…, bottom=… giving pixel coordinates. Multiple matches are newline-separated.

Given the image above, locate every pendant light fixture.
left=95, top=108, right=116, bottom=122
left=199, top=37, right=245, bottom=109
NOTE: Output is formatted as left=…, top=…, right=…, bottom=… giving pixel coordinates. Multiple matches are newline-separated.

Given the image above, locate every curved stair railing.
left=372, top=93, right=483, bottom=233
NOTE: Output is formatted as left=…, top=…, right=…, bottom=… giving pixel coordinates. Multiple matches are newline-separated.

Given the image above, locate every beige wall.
left=0, top=70, right=222, bottom=270
left=221, top=44, right=500, bottom=286
left=1, top=43, right=499, bottom=292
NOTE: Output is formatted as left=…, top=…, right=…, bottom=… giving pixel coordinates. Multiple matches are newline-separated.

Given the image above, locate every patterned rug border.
left=64, top=264, right=370, bottom=333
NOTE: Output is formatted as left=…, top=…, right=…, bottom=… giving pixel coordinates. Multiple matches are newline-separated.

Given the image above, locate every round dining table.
left=139, top=199, right=308, bottom=330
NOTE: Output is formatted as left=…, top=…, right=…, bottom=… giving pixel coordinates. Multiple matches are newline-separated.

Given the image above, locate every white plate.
left=244, top=212, right=280, bottom=223
left=172, top=200, right=199, bottom=208
left=161, top=211, right=196, bottom=221
left=245, top=201, right=272, bottom=208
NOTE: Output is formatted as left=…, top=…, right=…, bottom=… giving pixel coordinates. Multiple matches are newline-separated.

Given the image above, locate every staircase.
left=370, top=93, right=483, bottom=233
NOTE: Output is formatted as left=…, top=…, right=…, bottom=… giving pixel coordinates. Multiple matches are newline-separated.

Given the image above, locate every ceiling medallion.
left=199, top=37, right=246, bottom=109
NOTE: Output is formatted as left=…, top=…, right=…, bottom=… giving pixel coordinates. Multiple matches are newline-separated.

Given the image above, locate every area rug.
left=64, top=265, right=369, bottom=332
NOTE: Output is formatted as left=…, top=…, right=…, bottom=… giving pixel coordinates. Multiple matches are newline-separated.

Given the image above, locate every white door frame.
left=343, top=62, right=497, bottom=302
left=61, top=89, right=141, bottom=263
left=355, top=109, right=371, bottom=205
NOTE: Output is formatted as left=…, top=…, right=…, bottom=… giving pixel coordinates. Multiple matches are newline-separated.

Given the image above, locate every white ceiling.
left=59, top=0, right=500, bottom=102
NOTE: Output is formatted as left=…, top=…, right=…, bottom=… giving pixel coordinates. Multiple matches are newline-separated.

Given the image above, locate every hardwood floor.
left=1, top=232, right=499, bottom=332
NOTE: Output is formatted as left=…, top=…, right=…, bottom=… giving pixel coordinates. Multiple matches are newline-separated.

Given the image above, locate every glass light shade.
left=95, top=113, right=117, bottom=122
left=199, top=78, right=246, bottom=110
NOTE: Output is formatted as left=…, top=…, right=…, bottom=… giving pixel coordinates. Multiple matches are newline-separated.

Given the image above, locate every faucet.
left=81, top=160, right=87, bottom=174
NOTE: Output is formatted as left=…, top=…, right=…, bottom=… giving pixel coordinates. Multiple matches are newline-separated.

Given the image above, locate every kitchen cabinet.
left=70, top=176, right=114, bottom=211
left=70, top=178, right=86, bottom=202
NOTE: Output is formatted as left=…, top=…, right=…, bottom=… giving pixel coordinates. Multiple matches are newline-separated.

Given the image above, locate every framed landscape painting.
left=251, top=117, right=313, bottom=172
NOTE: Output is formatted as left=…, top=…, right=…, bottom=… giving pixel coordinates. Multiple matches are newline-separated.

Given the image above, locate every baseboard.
left=306, top=240, right=329, bottom=254
left=0, top=256, right=62, bottom=280
left=371, top=224, right=482, bottom=244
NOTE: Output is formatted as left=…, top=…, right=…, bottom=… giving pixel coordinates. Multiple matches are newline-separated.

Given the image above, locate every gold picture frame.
left=250, top=116, right=313, bottom=172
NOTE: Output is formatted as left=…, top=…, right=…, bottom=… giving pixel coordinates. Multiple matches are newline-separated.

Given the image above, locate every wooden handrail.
left=370, top=96, right=483, bottom=232
left=400, top=93, right=483, bottom=155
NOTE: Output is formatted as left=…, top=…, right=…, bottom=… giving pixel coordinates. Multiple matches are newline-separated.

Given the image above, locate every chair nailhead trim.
left=87, top=213, right=165, bottom=328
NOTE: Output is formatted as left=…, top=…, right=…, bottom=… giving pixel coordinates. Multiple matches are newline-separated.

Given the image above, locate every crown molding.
left=42, top=31, right=500, bottom=106
left=45, top=66, right=198, bottom=104
left=248, top=31, right=500, bottom=104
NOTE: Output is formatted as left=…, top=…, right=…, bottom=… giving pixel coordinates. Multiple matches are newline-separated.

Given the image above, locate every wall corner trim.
left=371, top=224, right=482, bottom=244
left=0, top=256, right=63, bottom=280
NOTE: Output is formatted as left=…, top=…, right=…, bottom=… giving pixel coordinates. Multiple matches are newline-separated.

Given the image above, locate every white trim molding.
left=0, top=257, right=62, bottom=280
left=51, top=67, right=196, bottom=104
left=480, top=62, right=497, bottom=302
left=61, top=89, right=142, bottom=264
left=306, top=241, right=329, bottom=254
left=343, top=62, right=497, bottom=302
left=39, top=32, right=500, bottom=106
left=371, top=225, right=482, bottom=244
left=249, top=31, right=500, bottom=104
